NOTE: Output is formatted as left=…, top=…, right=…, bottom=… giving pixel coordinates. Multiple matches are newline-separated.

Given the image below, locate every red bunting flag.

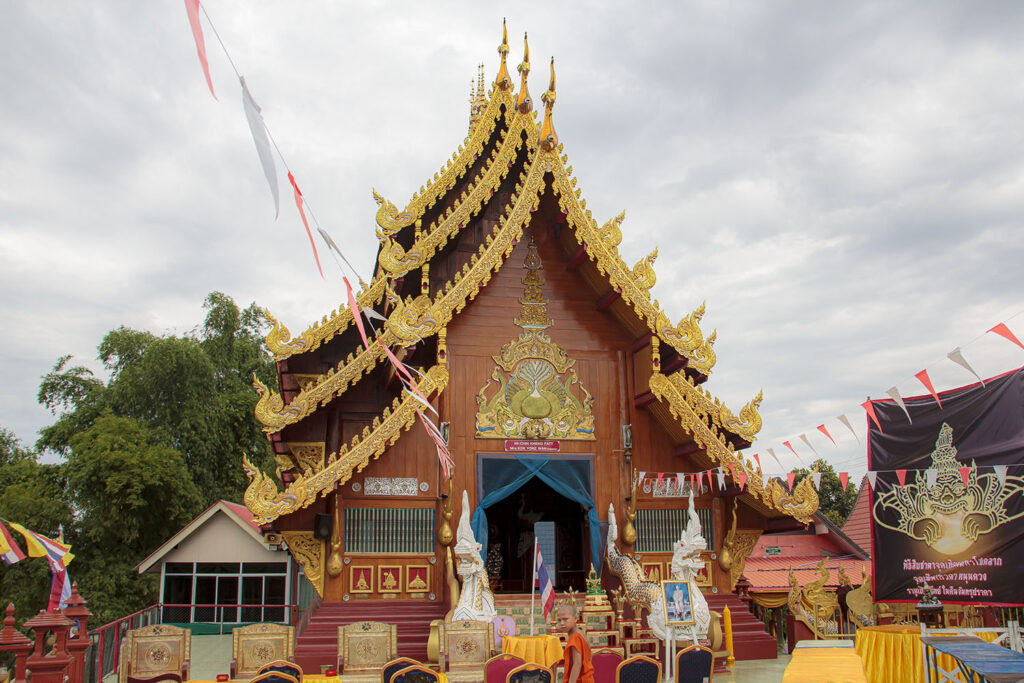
left=914, top=369, right=943, bottom=409
left=183, top=0, right=217, bottom=99
left=695, top=471, right=704, bottom=492
left=737, top=472, right=747, bottom=490
left=839, top=472, right=849, bottom=490
left=817, top=424, right=837, bottom=446
left=783, top=440, right=803, bottom=464
left=989, top=323, right=1024, bottom=351
left=656, top=472, right=664, bottom=487
left=959, top=467, right=970, bottom=488
left=752, top=453, right=762, bottom=471
left=861, top=399, right=883, bottom=433
left=344, top=277, right=370, bottom=350
left=707, top=469, right=714, bottom=491
left=786, top=472, right=796, bottom=492
left=896, top=469, right=907, bottom=487
left=728, top=463, right=736, bottom=481
left=287, top=173, right=324, bottom=279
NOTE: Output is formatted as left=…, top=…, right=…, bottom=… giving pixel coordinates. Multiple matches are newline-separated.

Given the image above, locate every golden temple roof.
left=248, top=25, right=819, bottom=525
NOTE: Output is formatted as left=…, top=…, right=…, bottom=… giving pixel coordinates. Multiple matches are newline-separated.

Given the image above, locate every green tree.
left=791, top=459, right=859, bottom=526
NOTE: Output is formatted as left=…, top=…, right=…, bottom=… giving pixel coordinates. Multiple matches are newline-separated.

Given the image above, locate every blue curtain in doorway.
left=470, top=455, right=601, bottom=571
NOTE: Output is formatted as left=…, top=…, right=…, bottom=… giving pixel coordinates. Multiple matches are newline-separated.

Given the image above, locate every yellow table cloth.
left=501, top=634, right=564, bottom=667
left=782, top=648, right=867, bottom=683
left=189, top=678, right=342, bottom=683
left=855, top=625, right=999, bottom=683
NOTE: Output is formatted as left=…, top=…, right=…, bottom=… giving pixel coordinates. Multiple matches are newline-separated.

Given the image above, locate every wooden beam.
left=631, top=333, right=653, bottom=353
left=674, top=442, right=702, bottom=458
left=566, top=245, right=588, bottom=271
left=764, top=518, right=808, bottom=533
left=597, top=289, right=621, bottom=311
left=662, top=353, right=686, bottom=375
left=634, top=391, right=656, bottom=408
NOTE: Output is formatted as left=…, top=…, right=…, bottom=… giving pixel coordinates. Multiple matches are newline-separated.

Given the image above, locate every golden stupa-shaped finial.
left=514, top=239, right=551, bottom=330
left=468, top=63, right=487, bottom=133
left=516, top=32, right=532, bottom=114
left=495, top=19, right=511, bottom=90
left=539, top=57, right=558, bottom=151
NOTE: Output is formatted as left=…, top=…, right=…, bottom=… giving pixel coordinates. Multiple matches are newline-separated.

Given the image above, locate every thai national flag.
left=0, top=522, right=26, bottom=565
left=47, top=562, right=71, bottom=612
left=535, top=540, right=555, bottom=619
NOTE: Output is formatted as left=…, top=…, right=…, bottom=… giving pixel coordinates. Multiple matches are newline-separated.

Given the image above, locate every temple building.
left=243, top=24, right=819, bottom=665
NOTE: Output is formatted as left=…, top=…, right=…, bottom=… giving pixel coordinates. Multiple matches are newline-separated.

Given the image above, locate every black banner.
left=868, top=366, right=1024, bottom=605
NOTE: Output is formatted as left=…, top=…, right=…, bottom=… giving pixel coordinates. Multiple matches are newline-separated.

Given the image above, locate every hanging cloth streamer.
left=183, top=0, right=217, bottom=99
left=287, top=172, right=323, bottom=278
left=241, top=77, right=280, bottom=217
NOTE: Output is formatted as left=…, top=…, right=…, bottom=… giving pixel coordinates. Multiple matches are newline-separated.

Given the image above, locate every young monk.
left=556, top=605, right=594, bottom=683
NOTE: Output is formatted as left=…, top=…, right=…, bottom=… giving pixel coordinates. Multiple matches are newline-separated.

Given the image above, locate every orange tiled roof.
left=742, top=556, right=869, bottom=592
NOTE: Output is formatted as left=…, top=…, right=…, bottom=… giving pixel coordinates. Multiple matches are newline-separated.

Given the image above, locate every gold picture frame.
left=378, top=565, right=402, bottom=593
left=641, top=562, right=663, bottom=584
left=662, top=579, right=696, bottom=627
left=349, top=565, right=373, bottom=594
left=695, top=554, right=713, bottom=587
left=405, top=565, right=430, bottom=593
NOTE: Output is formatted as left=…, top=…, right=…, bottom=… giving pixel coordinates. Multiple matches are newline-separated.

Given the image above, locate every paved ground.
left=188, top=635, right=791, bottom=682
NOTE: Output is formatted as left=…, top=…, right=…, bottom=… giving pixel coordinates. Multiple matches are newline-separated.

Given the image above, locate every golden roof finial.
left=468, top=64, right=486, bottom=133
left=539, top=57, right=558, bottom=151
left=495, top=19, right=511, bottom=90
left=516, top=32, right=532, bottom=114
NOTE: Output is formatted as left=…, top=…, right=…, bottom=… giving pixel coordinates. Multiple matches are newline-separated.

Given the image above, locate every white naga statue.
left=670, top=490, right=711, bottom=637
left=452, top=490, right=497, bottom=622
left=606, top=503, right=668, bottom=640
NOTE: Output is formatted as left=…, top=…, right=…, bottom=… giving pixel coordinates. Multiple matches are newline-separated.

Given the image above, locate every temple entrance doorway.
left=485, top=476, right=588, bottom=594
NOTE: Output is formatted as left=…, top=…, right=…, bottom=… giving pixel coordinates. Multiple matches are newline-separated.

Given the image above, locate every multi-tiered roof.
left=243, top=24, right=819, bottom=527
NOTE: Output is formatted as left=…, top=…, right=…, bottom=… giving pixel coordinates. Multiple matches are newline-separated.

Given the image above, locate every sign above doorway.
left=504, top=440, right=560, bottom=453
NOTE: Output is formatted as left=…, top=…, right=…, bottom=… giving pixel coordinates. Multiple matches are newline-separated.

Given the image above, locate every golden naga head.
left=873, top=423, right=1024, bottom=555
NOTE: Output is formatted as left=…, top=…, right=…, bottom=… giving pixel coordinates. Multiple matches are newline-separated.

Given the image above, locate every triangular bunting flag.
left=959, top=467, right=970, bottom=488
left=782, top=440, right=800, bottom=462
left=989, top=323, right=1024, bottom=351
left=240, top=77, right=280, bottom=217
left=861, top=399, right=884, bottom=433
left=695, top=471, right=704, bottom=493
left=926, top=468, right=937, bottom=488
left=811, top=472, right=821, bottom=489
left=798, top=434, right=819, bottom=458
left=752, top=453, right=762, bottom=471
left=656, top=472, right=664, bottom=487
left=183, top=0, right=217, bottom=99
left=767, top=448, right=784, bottom=469
left=287, top=172, right=324, bottom=278
left=914, top=370, right=943, bottom=409
left=896, top=469, right=907, bottom=487
left=839, top=472, right=849, bottom=490
left=994, top=465, right=1008, bottom=486
left=728, top=463, right=736, bottom=481
left=716, top=468, right=726, bottom=489
left=707, top=469, right=714, bottom=492
left=947, top=347, right=985, bottom=387
left=636, top=471, right=646, bottom=488
left=885, top=386, right=912, bottom=423
left=737, top=472, right=747, bottom=490
left=817, top=424, right=837, bottom=447
left=786, top=472, right=796, bottom=492
left=866, top=471, right=877, bottom=490
left=676, top=474, right=683, bottom=492
left=837, top=414, right=860, bottom=443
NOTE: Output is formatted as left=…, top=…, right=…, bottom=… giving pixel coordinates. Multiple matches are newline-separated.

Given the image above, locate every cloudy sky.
left=3, top=2, right=1023, bottom=479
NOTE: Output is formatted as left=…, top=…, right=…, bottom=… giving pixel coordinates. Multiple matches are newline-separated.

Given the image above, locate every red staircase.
left=706, top=594, right=778, bottom=660
left=294, top=600, right=448, bottom=673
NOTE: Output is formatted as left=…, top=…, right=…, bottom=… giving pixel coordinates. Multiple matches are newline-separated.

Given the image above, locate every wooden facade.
left=244, top=27, right=819, bottom=608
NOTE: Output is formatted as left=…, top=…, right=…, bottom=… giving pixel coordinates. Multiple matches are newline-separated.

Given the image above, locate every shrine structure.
left=243, top=24, right=819, bottom=666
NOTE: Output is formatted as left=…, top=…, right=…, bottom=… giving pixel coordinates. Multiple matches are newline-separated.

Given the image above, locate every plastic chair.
left=674, top=645, right=713, bottom=683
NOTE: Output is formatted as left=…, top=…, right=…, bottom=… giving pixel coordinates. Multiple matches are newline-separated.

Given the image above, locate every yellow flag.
left=0, top=525, right=10, bottom=556
left=9, top=522, right=47, bottom=557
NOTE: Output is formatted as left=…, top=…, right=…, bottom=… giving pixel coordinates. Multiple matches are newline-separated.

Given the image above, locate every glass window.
left=194, top=576, right=217, bottom=622
left=264, top=576, right=286, bottom=622
left=162, top=575, right=193, bottom=623
left=196, top=562, right=240, bottom=574
left=241, top=576, right=263, bottom=623
left=242, top=562, right=287, bottom=574
left=165, top=562, right=193, bottom=574
left=217, top=576, right=239, bottom=623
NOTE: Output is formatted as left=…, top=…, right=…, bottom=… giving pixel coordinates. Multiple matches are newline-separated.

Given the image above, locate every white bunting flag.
left=363, top=307, right=387, bottom=322
left=947, top=347, right=985, bottom=387
left=798, top=433, right=819, bottom=459
left=240, top=77, right=280, bottom=217
left=811, top=472, right=822, bottom=489
left=837, top=414, right=860, bottom=444
left=767, top=448, right=784, bottom=470
left=866, top=471, right=878, bottom=490
left=926, top=468, right=937, bottom=488
left=886, top=386, right=912, bottom=423
left=636, top=471, right=646, bottom=489
left=761, top=469, right=769, bottom=488
left=716, top=467, right=726, bottom=490
left=994, top=464, right=1008, bottom=486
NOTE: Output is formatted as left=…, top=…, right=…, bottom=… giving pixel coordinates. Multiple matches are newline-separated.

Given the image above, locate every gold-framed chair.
left=256, top=660, right=303, bottom=680
left=485, top=653, right=525, bottom=683
left=674, top=645, right=713, bottom=683
left=390, top=664, right=440, bottom=683
left=615, top=655, right=661, bottom=683
left=249, top=671, right=299, bottom=683
left=337, top=621, right=397, bottom=682
left=118, top=624, right=191, bottom=683
left=231, top=624, right=296, bottom=678
left=381, top=657, right=421, bottom=683
left=445, top=620, right=494, bottom=683
left=506, top=662, right=554, bottom=683
left=592, top=647, right=624, bottom=683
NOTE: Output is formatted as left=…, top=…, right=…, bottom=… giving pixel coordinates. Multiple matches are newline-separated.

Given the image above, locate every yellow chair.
left=337, top=621, right=398, bottom=682
left=231, top=624, right=296, bottom=678
left=445, top=620, right=494, bottom=683
left=118, top=624, right=190, bottom=683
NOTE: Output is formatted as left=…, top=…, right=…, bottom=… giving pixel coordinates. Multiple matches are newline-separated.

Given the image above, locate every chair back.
left=592, top=648, right=624, bottom=683
left=506, top=663, right=553, bottom=683
left=615, top=655, right=661, bottom=683
left=382, top=658, right=420, bottom=683
left=391, top=664, right=440, bottom=683
left=257, top=660, right=303, bottom=680
left=485, top=654, right=524, bottom=683
left=674, top=645, right=713, bottom=683
left=249, top=672, right=299, bottom=683
left=444, top=620, right=494, bottom=672
left=493, top=616, right=517, bottom=649
left=119, top=624, right=191, bottom=683
left=338, top=621, right=397, bottom=673
left=232, top=624, right=296, bottom=678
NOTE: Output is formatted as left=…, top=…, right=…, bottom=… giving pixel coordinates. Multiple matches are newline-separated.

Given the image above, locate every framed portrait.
left=405, top=565, right=430, bottom=593
left=349, top=565, right=373, bottom=594
left=378, top=565, right=402, bottom=593
left=695, top=554, right=713, bottom=587
left=641, top=562, right=663, bottom=583
left=662, top=579, right=695, bottom=626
